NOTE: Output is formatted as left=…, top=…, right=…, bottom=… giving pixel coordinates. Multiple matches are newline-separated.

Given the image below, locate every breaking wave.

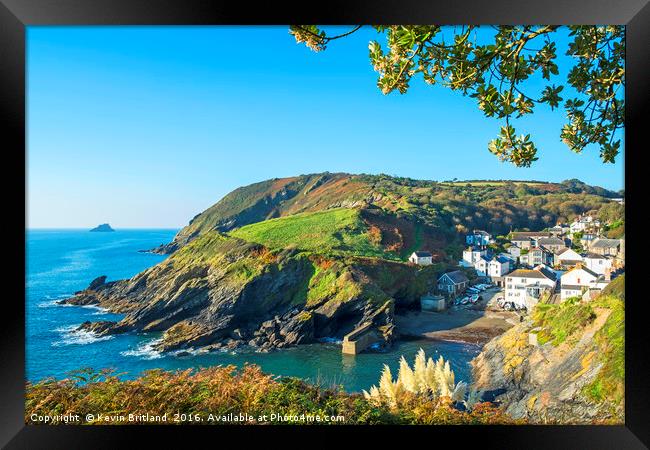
left=52, top=324, right=115, bottom=347
left=37, top=294, right=73, bottom=308
left=121, top=339, right=164, bottom=360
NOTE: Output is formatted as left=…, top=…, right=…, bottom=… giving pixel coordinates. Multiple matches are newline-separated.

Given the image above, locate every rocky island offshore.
left=60, top=173, right=621, bottom=355
left=90, top=223, right=115, bottom=232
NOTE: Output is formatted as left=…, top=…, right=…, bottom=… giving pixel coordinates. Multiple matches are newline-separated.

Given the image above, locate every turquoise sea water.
left=26, top=229, right=481, bottom=392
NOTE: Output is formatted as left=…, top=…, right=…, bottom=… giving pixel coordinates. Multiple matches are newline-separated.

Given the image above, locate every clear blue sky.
left=27, top=26, right=625, bottom=228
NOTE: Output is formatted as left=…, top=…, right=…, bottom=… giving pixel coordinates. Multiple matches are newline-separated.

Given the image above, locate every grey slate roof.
left=590, top=239, right=620, bottom=249
left=507, top=268, right=555, bottom=281
left=438, top=270, right=469, bottom=285
left=537, top=237, right=565, bottom=246
left=567, top=265, right=599, bottom=278
left=511, top=231, right=552, bottom=240
left=583, top=252, right=607, bottom=259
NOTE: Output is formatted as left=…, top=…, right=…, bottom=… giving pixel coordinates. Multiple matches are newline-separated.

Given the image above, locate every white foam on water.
left=38, top=299, right=63, bottom=308
left=79, top=304, right=110, bottom=315
left=170, top=347, right=209, bottom=357
left=37, top=294, right=75, bottom=308
left=121, top=338, right=164, bottom=360
left=52, top=324, right=115, bottom=347
left=318, top=337, right=343, bottom=344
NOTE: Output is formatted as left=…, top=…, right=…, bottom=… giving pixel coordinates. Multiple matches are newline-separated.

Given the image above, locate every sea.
left=26, top=229, right=481, bottom=393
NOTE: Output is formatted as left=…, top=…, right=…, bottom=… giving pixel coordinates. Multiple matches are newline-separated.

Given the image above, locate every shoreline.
left=395, top=290, right=520, bottom=346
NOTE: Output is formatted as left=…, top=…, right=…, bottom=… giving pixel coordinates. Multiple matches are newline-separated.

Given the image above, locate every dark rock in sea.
left=138, top=242, right=179, bottom=255
left=88, top=275, right=107, bottom=290
left=90, top=223, right=115, bottom=232
left=78, top=320, right=119, bottom=335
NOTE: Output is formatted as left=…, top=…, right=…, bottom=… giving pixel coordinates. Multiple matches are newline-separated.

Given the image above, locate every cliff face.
left=64, top=231, right=434, bottom=353
left=471, top=278, right=624, bottom=424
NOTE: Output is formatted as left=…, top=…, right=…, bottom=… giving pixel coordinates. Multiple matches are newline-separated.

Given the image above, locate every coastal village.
left=409, top=208, right=625, bottom=315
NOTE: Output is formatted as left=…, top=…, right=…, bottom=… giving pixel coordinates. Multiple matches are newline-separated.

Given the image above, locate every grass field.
left=229, top=208, right=394, bottom=258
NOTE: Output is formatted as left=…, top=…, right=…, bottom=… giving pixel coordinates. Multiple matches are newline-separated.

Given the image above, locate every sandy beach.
left=395, top=289, right=521, bottom=345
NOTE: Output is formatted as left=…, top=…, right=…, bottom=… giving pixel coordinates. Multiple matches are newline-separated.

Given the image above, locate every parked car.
left=467, top=287, right=480, bottom=294
left=470, top=294, right=480, bottom=303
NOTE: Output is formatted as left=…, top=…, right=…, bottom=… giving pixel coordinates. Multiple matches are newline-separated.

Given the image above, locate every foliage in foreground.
left=363, top=350, right=481, bottom=411
left=25, top=364, right=512, bottom=425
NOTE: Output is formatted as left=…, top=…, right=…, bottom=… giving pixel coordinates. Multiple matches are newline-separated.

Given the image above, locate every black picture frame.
left=2, top=0, right=647, bottom=447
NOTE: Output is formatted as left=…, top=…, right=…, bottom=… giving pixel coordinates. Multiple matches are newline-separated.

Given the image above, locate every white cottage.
left=553, top=248, right=583, bottom=268
left=583, top=253, right=613, bottom=275
left=462, top=246, right=487, bottom=265
left=488, top=256, right=512, bottom=278
left=409, top=251, right=433, bottom=265
left=560, top=265, right=609, bottom=300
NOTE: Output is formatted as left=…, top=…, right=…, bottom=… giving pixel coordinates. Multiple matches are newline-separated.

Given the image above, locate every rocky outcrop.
left=139, top=242, right=179, bottom=255
left=60, top=233, right=419, bottom=354
left=87, top=276, right=107, bottom=290
left=90, top=223, right=114, bottom=232
left=78, top=320, right=119, bottom=334
left=471, top=306, right=623, bottom=424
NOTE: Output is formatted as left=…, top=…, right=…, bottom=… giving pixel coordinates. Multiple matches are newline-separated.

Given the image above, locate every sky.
left=27, top=26, right=625, bottom=228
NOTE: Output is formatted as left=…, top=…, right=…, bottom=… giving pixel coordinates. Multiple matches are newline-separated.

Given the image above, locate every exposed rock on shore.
left=60, top=233, right=427, bottom=353
left=471, top=289, right=624, bottom=424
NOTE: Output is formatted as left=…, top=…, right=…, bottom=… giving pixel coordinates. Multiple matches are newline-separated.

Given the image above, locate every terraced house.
left=465, top=230, right=492, bottom=247
left=582, top=253, right=614, bottom=276
left=588, top=238, right=622, bottom=257
left=536, top=236, right=567, bottom=253
left=505, top=267, right=557, bottom=309
left=520, top=246, right=554, bottom=267
left=560, top=265, right=610, bottom=300
left=553, top=247, right=583, bottom=268
left=510, top=231, right=553, bottom=250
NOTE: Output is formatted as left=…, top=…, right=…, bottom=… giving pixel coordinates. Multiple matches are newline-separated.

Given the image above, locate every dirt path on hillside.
left=395, top=290, right=520, bottom=345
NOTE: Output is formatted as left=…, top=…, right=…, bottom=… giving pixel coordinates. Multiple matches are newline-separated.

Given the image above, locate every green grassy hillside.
left=229, top=208, right=395, bottom=259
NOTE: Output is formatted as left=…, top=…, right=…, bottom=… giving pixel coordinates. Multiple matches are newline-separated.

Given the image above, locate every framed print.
left=1, top=0, right=648, bottom=447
